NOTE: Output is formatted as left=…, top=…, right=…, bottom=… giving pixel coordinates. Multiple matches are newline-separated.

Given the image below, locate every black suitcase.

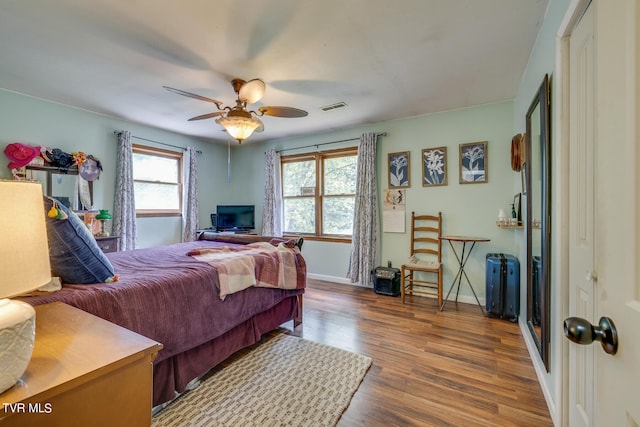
left=485, top=253, right=520, bottom=321
left=371, top=267, right=401, bottom=296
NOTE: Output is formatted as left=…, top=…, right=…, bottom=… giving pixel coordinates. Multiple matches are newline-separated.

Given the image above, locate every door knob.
left=563, top=316, right=618, bottom=355
left=585, top=271, right=598, bottom=282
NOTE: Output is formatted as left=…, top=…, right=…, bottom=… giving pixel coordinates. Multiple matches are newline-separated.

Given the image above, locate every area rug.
left=152, top=334, right=372, bottom=427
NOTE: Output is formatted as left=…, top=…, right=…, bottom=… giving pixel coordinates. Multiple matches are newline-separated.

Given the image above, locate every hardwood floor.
left=279, top=279, right=553, bottom=427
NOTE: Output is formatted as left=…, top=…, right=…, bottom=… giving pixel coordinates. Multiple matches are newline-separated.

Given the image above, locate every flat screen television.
left=216, top=205, right=255, bottom=231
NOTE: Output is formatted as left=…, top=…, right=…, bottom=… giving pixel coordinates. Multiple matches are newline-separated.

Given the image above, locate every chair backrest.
left=409, top=211, right=442, bottom=262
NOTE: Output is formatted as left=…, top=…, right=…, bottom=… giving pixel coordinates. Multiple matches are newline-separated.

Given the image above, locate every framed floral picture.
left=388, top=151, right=410, bottom=188
left=422, top=146, right=447, bottom=186
left=459, top=141, right=488, bottom=184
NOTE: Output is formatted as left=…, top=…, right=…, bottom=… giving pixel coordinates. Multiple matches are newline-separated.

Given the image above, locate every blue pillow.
left=44, top=196, right=116, bottom=284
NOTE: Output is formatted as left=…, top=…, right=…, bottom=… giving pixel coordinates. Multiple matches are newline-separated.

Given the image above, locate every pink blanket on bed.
left=187, top=241, right=305, bottom=300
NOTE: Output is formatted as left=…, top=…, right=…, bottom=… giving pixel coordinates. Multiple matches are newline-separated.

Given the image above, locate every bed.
left=20, top=236, right=306, bottom=407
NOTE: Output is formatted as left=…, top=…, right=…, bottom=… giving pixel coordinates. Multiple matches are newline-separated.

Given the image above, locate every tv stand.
left=218, top=229, right=255, bottom=234
left=196, top=229, right=255, bottom=238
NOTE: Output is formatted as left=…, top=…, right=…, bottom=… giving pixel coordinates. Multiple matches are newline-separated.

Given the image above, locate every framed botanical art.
left=388, top=151, right=410, bottom=188
left=422, top=146, right=447, bottom=187
left=459, top=141, right=488, bottom=184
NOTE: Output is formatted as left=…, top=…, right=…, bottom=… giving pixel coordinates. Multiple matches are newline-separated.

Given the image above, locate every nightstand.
left=0, top=302, right=163, bottom=426
left=95, top=236, right=120, bottom=253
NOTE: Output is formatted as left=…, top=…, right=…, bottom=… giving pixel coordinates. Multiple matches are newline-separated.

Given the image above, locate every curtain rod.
left=113, top=131, right=202, bottom=155
left=276, top=132, right=387, bottom=154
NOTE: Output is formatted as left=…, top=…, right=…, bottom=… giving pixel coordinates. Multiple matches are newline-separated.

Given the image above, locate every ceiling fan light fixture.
left=237, top=78, right=266, bottom=104
left=166, top=77, right=308, bottom=142
left=216, top=114, right=261, bottom=142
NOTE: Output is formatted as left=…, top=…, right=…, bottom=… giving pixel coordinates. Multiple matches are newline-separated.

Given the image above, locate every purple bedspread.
left=21, top=241, right=306, bottom=365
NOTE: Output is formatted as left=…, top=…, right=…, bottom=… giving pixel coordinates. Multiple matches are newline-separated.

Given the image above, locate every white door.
left=568, top=3, right=595, bottom=425
left=567, top=1, right=640, bottom=426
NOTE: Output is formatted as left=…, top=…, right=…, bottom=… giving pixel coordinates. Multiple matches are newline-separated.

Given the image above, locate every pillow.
left=43, top=196, right=116, bottom=284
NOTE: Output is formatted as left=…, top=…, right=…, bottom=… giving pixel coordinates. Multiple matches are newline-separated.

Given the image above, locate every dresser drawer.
left=95, top=236, right=119, bottom=253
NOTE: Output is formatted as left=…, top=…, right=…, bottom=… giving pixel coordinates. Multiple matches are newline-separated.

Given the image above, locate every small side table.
left=440, top=236, right=490, bottom=316
left=95, top=236, right=120, bottom=253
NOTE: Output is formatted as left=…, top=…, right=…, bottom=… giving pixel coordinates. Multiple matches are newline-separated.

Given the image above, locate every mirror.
left=525, top=74, right=551, bottom=371
left=26, top=165, right=93, bottom=210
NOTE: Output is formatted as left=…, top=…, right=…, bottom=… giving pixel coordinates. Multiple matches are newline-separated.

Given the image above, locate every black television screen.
left=216, top=205, right=255, bottom=231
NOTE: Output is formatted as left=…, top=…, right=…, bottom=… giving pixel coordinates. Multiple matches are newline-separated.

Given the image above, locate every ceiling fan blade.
left=163, top=86, right=223, bottom=108
left=258, top=106, right=308, bottom=118
left=188, top=111, right=225, bottom=121
left=238, top=79, right=266, bottom=104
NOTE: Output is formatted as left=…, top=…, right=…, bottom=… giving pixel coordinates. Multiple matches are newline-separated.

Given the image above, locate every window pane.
left=324, top=155, right=357, bottom=195
left=323, top=196, right=355, bottom=235
left=133, top=153, right=178, bottom=182
left=283, top=160, right=316, bottom=196
left=134, top=182, right=180, bottom=210
left=284, top=198, right=315, bottom=233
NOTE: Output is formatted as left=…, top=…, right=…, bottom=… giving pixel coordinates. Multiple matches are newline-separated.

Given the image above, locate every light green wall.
left=0, top=89, right=229, bottom=248
left=378, top=102, right=517, bottom=300
left=236, top=101, right=518, bottom=302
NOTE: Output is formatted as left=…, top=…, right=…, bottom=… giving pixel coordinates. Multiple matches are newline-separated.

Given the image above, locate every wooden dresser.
left=0, top=302, right=162, bottom=426
left=95, top=236, right=120, bottom=253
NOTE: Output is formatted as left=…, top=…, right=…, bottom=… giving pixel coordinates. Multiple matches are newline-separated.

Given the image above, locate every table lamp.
left=95, top=209, right=112, bottom=237
left=0, top=180, right=51, bottom=394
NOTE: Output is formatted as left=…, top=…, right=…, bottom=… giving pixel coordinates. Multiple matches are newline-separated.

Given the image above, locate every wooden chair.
left=401, top=212, right=443, bottom=306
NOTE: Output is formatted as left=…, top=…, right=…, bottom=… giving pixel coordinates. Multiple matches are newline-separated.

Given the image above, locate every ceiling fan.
left=163, top=78, right=308, bottom=143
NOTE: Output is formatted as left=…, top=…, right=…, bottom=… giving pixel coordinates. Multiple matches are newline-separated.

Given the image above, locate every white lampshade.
left=216, top=114, right=262, bottom=142
left=0, top=180, right=51, bottom=297
left=0, top=180, right=51, bottom=393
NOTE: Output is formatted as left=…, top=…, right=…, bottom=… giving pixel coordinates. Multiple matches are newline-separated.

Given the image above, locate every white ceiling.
left=0, top=0, right=548, bottom=144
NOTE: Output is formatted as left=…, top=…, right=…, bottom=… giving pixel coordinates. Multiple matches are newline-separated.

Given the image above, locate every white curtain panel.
left=182, top=147, right=199, bottom=242
left=113, top=130, right=137, bottom=251
left=347, top=132, right=379, bottom=286
left=262, top=148, right=283, bottom=237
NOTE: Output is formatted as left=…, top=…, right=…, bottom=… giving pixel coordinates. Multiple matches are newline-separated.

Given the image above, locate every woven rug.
left=152, top=334, right=372, bottom=427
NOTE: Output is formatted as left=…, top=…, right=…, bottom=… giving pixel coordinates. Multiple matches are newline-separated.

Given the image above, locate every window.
left=281, top=147, right=357, bottom=239
left=132, top=144, right=182, bottom=217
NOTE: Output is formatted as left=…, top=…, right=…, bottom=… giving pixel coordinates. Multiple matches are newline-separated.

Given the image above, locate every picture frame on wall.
left=459, top=141, right=488, bottom=184
left=422, top=146, right=447, bottom=187
left=388, top=151, right=410, bottom=188
left=514, top=193, right=522, bottom=222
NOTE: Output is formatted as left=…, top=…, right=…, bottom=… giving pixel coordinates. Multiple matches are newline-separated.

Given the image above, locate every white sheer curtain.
left=113, top=131, right=137, bottom=251
left=262, top=148, right=283, bottom=237
left=182, top=147, right=199, bottom=242
left=347, top=132, right=379, bottom=286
